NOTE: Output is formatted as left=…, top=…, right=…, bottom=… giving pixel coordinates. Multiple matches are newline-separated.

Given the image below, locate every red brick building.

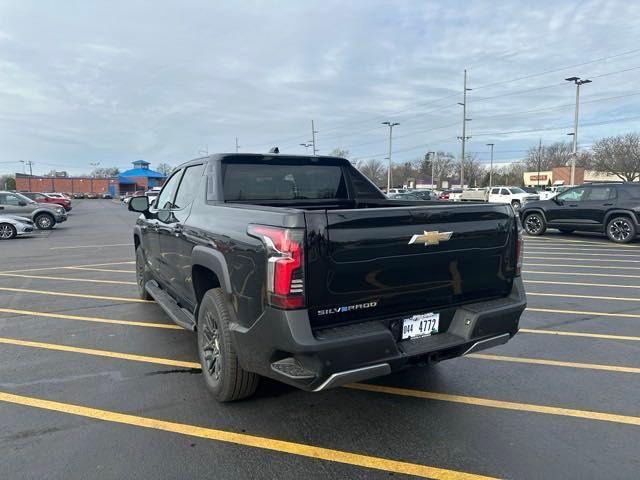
left=15, top=173, right=118, bottom=195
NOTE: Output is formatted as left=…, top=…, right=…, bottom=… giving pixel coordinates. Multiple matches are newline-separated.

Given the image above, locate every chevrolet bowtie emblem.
left=408, top=231, right=453, bottom=246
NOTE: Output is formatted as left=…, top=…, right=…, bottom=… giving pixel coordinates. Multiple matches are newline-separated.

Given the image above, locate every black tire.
left=34, top=213, right=55, bottom=230
left=135, top=247, right=153, bottom=300
left=558, top=228, right=574, bottom=234
left=0, top=223, right=17, bottom=240
left=511, top=200, right=521, bottom=211
left=197, top=288, right=259, bottom=402
left=523, top=212, right=547, bottom=236
left=606, top=216, right=636, bottom=244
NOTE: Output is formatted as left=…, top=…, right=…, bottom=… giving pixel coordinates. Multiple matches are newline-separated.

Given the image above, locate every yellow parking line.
left=2, top=261, right=135, bottom=274
left=0, top=392, right=492, bottom=480
left=0, top=337, right=198, bottom=368
left=525, top=263, right=640, bottom=270
left=0, top=287, right=152, bottom=303
left=525, top=256, right=640, bottom=263
left=524, top=270, right=640, bottom=279
left=524, top=249, right=640, bottom=257
left=346, top=384, right=640, bottom=427
left=526, top=307, right=640, bottom=319
left=65, top=267, right=135, bottom=273
left=520, top=328, right=640, bottom=342
left=0, top=273, right=136, bottom=285
left=467, top=353, right=640, bottom=374
left=50, top=243, right=132, bottom=250
left=0, top=308, right=181, bottom=330
left=524, top=280, right=640, bottom=289
left=528, top=292, right=640, bottom=303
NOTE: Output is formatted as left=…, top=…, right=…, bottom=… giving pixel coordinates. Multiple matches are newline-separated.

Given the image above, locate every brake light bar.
left=248, top=225, right=305, bottom=309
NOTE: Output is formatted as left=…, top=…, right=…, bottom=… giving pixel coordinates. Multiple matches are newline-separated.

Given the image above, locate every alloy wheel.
left=525, top=215, right=542, bottom=234
left=609, top=219, right=632, bottom=242
left=202, top=311, right=222, bottom=381
left=37, top=216, right=52, bottom=229
left=0, top=224, right=15, bottom=239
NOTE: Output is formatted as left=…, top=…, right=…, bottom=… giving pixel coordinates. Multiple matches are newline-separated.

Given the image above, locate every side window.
left=500, top=188, right=509, bottom=195
left=619, top=187, right=640, bottom=200
left=557, top=187, right=586, bottom=202
left=155, top=170, right=183, bottom=210
left=587, top=187, right=614, bottom=201
left=3, top=194, right=22, bottom=206
left=35, top=194, right=46, bottom=200
left=173, top=164, right=204, bottom=209
left=491, top=188, right=500, bottom=195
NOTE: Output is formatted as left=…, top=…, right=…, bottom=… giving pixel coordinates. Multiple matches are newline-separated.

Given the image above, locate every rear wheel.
left=34, top=213, right=55, bottom=230
left=0, top=223, right=17, bottom=240
left=606, top=217, right=636, bottom=244
left=523, top=212, right=546, bottom=236
left=197, top=288, right=259, bottom=402
left=135, top=247, right=153, bottom=300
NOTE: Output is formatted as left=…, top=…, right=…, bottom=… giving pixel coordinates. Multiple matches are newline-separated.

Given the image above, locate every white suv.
left=488, top=186, right=539, bottom=210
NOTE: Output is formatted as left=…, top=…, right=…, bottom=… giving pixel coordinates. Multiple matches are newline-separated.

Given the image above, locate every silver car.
left=0, top=215, right=34, bottom=240
left=0, top=191, right=67, bottom=229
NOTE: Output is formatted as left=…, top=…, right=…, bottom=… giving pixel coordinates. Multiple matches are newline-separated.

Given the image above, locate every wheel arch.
left=522, top=208, right=547, bottom=223
left=191, top=246, right=233, bottom=322
left=604, top=209, right=638, bottom=227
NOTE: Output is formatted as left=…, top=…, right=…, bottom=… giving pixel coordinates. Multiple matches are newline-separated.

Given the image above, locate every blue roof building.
left=118, top=160, right=166, bottom=193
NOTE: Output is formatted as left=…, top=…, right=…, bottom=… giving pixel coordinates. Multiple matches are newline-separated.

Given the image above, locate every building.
left=523, top=166, right=632, bottom=187
left=15, top=160, right=166, bottom=196
left=118, top=160, right=166, bottom=195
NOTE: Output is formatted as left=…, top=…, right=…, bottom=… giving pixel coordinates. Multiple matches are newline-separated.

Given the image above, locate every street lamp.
left=426, top=151, right=436, bottom=188
left=382, top=121, right=399, bottom=191
left=565, top=76, right=591, bottom=185
left=299, top=142, right=312, bottom=154
left=486, top=143, right=494, bottom=189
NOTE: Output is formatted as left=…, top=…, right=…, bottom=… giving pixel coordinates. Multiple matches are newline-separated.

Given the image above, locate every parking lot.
left=1, top=199, right=639, bottom=479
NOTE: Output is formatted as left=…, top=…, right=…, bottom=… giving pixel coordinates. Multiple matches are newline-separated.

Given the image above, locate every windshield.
left=13, top=192, right=36, bottom=204
left=510, top=187, right=526, bottom=194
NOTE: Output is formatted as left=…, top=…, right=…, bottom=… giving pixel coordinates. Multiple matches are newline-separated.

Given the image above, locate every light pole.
left=486, top=143, right=494, bottom=189
left=458, top=69, right=472, bottom=188
left=299, top=142, right=312, bottom=154
left=311, top=120, right=318, bottom=155
left=426, top=151, right=435, bottom=188
left=565, top=76, right=591, bottom=185
left=382, top=121, right=399, bottom=191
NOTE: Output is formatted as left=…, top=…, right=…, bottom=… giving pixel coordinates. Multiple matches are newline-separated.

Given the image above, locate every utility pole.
left=235, top=137, right=240, bottom=153
left=486, top=143, right=494, bottom=190
left=382, top=121, right=399, bottom=191
left=26, top=161, right=33, bottom=176
left=565, top=76, right=591, bottom=185
left=311, top=120, right=318, bottom=155
left=457, top=69, right=472, bottom=188
left=536, top=139, right=542, bottom=188
left=427, top=151, right=436, bottom=188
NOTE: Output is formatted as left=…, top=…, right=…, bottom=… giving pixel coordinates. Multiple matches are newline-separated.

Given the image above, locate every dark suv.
left=520, top=182, right=640, bottom=243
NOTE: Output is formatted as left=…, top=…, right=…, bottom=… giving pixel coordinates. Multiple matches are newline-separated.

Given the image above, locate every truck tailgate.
left=305, top=204, right=518, bottom=328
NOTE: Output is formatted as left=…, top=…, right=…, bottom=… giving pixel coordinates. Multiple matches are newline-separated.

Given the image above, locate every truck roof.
left=177, top=153, right=350, bottom=170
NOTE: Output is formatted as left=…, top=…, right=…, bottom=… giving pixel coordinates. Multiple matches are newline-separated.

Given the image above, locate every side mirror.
left=128, top=196, right=149, bottom=213
left=553, top=197, right=563, bottom=205
left=18, top=201, right=27, bottom=206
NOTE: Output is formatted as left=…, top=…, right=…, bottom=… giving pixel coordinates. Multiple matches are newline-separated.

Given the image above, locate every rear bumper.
left=232, top=277, right=527, bottom=391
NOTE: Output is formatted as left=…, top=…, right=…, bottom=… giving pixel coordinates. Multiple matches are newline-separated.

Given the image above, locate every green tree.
left=1, top=174, right=16, bottom=190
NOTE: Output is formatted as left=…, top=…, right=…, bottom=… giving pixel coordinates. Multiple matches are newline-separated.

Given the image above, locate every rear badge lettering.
left=317, top=301, right=378, bottom=316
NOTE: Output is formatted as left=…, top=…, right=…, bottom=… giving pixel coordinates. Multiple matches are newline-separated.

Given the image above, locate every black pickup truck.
left=129, top=153, right=526, bottom=401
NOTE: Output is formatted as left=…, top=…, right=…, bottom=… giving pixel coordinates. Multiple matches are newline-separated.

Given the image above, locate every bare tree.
left=91, top=167, right=120, bottom=177
left=524, top=141, right=592, bottom=170
left=155, top=163, right=174, bottom=176
left=358, top=158, right=385, bottom=185
left=592, top=133, right=640, bottom=181
left=329, top=148, right=350, bottom=159
left=420, top=151, right=455, bottom=188
left=454, top=155, right=485, bottom=187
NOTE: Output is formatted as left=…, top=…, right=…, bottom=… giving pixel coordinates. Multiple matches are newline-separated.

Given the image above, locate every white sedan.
left=0, top=215, right=35, bottom=240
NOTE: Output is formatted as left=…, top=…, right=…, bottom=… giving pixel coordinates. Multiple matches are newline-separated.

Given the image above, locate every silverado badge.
left=408, top=230, right=453, bottom=246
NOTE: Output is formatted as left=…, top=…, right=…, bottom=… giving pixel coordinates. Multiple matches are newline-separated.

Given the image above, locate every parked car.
left=102, top=193, right=113, bottom=199
left=0, top=191, right=67, bottom=229
left=72, top=192, right=85, bottom=199
left=460, top=188, right=489, bottom=202
left=22, top=192, right=72, bottom=211
left=387, top=192, right=421, bottom=200
left=486, top=186, right=538, bottom=210
left=411, top=189, right=438, bottom=200
left=520, top=182, right=640, bottom=243
left=538, top=185, right=573, bottom=200
left=439, top=188, right=463, bottom=201
left=86, top=193, right=99, bottom=199
left=0, top=215, right=34, bottom=239
left=387, top=188, right=407, bottom=194
left=521, top=187, right=542, bottom=195
left=129, top=153, right=525, bottom=402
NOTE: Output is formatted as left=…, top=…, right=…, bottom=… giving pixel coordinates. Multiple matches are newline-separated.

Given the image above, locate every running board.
left=145, top=280, right=196, bottom=331
left=463, top=333, right=510, bottom=356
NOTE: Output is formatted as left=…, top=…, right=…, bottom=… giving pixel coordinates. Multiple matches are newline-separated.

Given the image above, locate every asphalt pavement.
left=1, top=200, right=639, bottom=479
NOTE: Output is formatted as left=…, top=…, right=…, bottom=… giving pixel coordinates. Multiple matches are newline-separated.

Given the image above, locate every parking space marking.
left=524, top=280, right=640, bottom=289
left=0, top=273, right=136, bottom=286
left=525, top=256, right=640, bottom=263
left=65, top=266, right=135, bottom=273
left=524, top=237, right=640, bottom=248
left=346, top=384, right=640, bottom=427
left=50, top=243, right=132, bottom=250
left=520, top=328, right=640, bottom=342
left=524, top=270, right=640, bottom=279
left=0, top=287, right=152, bottom=303
left=525, top=249, right=640, bottom=258
left=0, top=392, right=494, bottom=480
left=2, top=261, right=135, bottom=274
left=467, top=353, right=640, bottom=374
left=528, top=292, right=640, bottom=303
left=525, top=263, right=640, bottom=270
left=0, top=308, right=182, bottom=330
left=526, top=307, right=640, bottom=319
left=0, top=337, right=199, bottom=368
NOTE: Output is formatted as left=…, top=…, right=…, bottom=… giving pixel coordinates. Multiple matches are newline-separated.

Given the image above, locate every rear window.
left=223, top=163, right=348, bottom=201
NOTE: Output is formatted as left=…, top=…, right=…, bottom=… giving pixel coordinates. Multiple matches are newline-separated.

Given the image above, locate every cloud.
left=0, top=0, right=639, bottom=174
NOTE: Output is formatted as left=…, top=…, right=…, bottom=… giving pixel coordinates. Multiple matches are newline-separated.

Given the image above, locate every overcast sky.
left=1, top=0, right=640, bottom=175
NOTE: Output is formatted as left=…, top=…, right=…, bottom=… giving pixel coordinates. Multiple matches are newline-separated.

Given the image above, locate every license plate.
left=401, top=313, right=439, bottom=340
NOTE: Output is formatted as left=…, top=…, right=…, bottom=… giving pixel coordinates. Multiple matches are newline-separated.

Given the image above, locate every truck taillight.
left=248, top=225, right=305, bottom=309
left=515, top=218, right=524, bottom=276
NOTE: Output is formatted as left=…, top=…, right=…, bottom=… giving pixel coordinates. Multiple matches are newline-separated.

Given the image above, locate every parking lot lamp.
left=486, top=144, right=494, bottom=189
left=382, top=121, right=399, bottom=191
left=565, top=77, right=591, bottom=185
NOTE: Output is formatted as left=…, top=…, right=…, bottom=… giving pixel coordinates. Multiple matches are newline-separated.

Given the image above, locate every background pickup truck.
left=129, top=153, right=526, bottom=401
